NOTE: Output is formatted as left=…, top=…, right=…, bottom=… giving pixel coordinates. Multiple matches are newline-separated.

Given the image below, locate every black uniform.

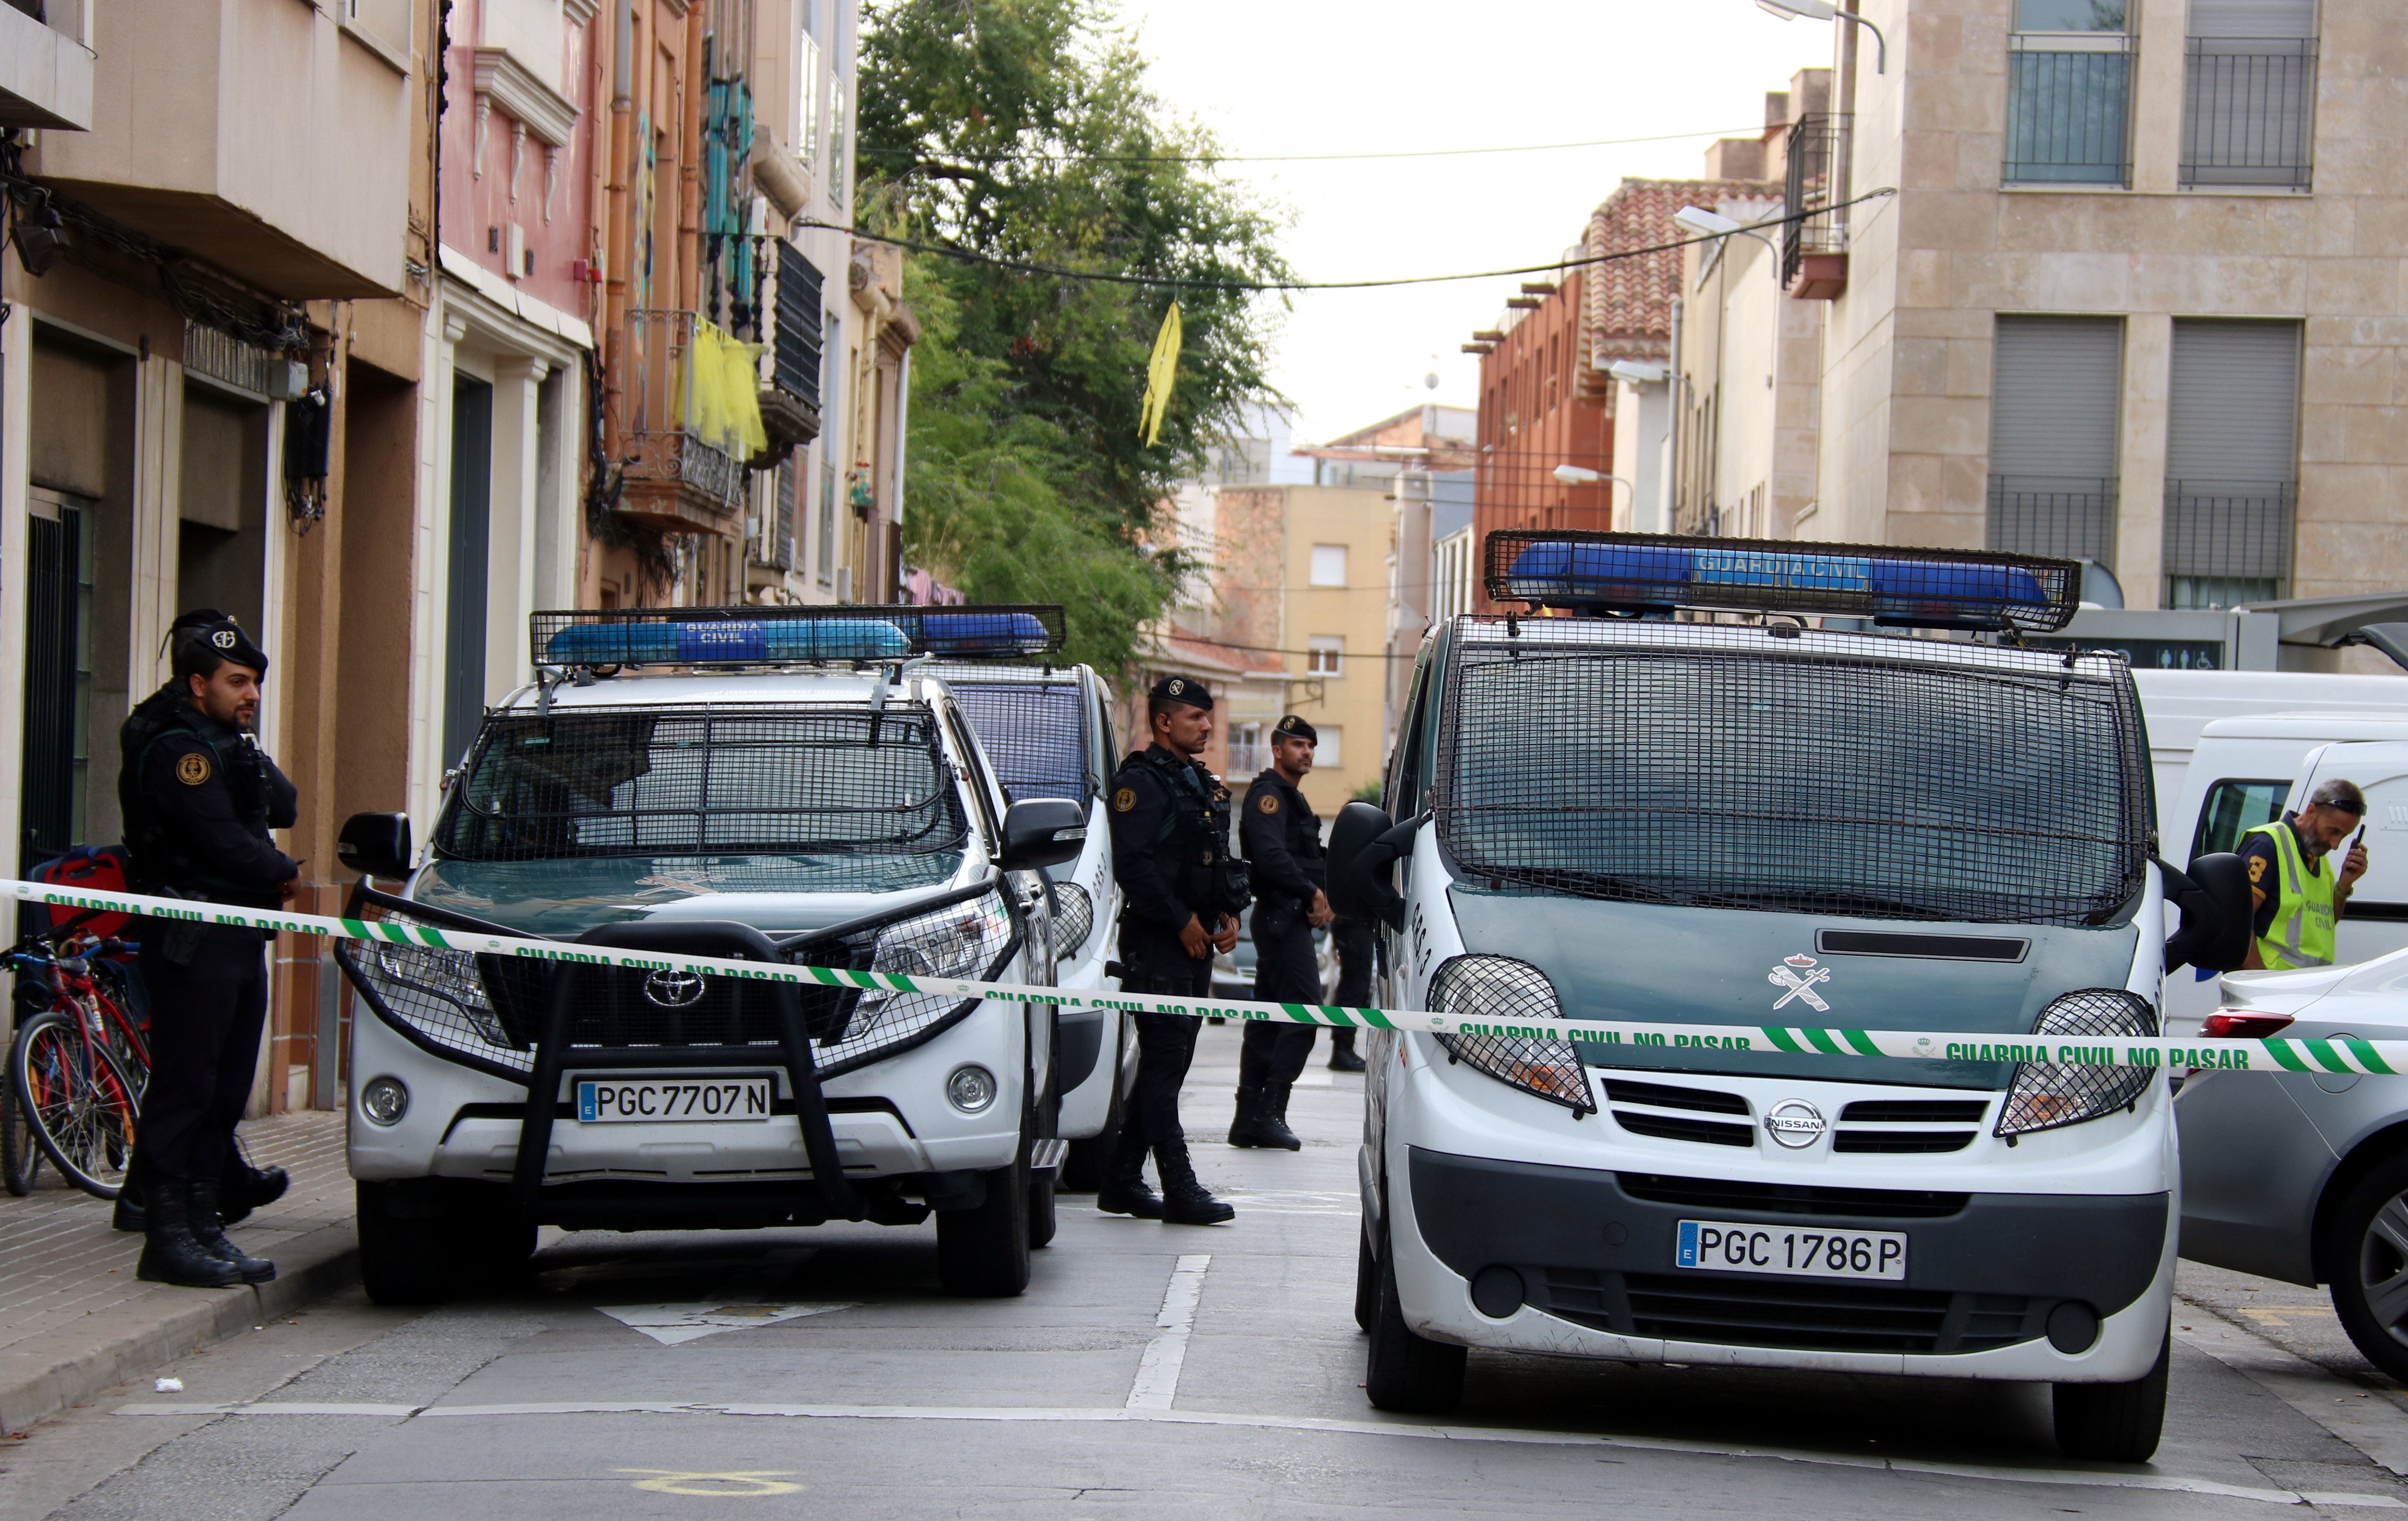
left=1106, top=741, right=1240, bottom=1162
left=119, top=682, right=299, bottom=1189
left=1238, top=766, right=1326, bottom=1089
left=1327, top=915, right=1374, bottom=1070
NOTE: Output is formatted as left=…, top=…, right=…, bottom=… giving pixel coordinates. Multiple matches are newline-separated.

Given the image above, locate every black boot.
left=188, top=1179, right=277, bottom=1284
left=1095, top=1125, right=1162, bottom=1219
left=218, top=1154, right=289, bottom=1227
left=112, top=1156, right=148, bottom=1233
left=1156, top=1141, right=1234, bottom=1226
left=1328, top=1033, right=1367, bottom=1073
left=136, top=1182, right=245, bottom=1289
left=1227, top=1084, right=1282, bottom=1148
left=1259, top=1081, right=1302, bottom=1152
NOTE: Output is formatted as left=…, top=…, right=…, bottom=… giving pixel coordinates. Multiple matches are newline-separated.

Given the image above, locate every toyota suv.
left=333, top=605, right=1087, bottom=1303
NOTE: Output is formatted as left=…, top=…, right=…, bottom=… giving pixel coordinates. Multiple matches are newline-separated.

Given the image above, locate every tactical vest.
left=2245, top=818, right=2338, bottom=970
left=1249, top=771, right=1326, bottom=892
left=1119, top=747, right=1239, bottom=916
left=118, top=684, right=273, bottom=901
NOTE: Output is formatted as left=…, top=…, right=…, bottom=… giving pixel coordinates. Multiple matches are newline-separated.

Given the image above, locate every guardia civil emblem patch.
left=1112, top=787, right=1137, bottom=813
left=176, top=752, right=212, bottom=786
left=1258, top=793, right=1278, bottom=814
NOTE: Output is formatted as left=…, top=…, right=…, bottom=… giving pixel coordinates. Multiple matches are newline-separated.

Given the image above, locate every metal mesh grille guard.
left=1482, top=530, right=2082, bottom=633
left=1434, top=624, right=2149, bottom=926
left=430, top=704, right=967, bottom=864
left=530, top=604, right=1066, bottom=667
left=1998, top=990, right=2158, bottom=1137
left=334, top=879, right=1016, bottom=1083
left=942, top=676, right=1092, bottom=802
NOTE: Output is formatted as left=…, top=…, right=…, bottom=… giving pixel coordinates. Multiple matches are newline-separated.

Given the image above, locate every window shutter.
left=2164, top=320, right=2301, bottom=601
left=1987, top=316, right=2123, bottom=563
left=2189, top=0, right=2314, bottom=38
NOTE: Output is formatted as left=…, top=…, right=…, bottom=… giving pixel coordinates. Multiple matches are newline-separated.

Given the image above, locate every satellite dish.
left=1424, top=372, right=1440, bottom=390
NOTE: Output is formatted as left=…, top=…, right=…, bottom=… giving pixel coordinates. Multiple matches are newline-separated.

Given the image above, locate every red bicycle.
left=7, top=934, right=147, bottom=1199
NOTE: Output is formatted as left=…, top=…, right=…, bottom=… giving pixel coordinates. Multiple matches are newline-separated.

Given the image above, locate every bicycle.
left=7, top=935, right=148, bottom=1199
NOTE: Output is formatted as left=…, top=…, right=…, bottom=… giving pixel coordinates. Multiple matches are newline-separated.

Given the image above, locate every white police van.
left=331, top=605, right=1090, bottom=1303
left=1327, top=531, right=2253, bottom=1463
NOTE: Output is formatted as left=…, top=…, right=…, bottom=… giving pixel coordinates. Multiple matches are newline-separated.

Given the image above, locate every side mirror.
left=998, top=798, right=1087, bottom=873
left=1328, top=801, right=1420, bottom=932
left=337, top=812, right=414, bottom=881
left=2163, top=852, right=2252, bottom=975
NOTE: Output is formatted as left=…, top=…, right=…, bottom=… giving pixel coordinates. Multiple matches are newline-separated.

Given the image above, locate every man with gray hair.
left=2240, top=778, right=2370, bottom=972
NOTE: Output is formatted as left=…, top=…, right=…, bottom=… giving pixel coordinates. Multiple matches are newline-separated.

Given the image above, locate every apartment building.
left=1785, top=0, right=2403, bottom=624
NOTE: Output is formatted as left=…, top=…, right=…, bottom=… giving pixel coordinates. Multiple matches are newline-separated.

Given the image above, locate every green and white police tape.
left=2, top=877, right=2382, bottom=1077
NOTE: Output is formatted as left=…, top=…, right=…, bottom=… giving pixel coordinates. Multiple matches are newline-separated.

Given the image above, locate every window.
left=1987, top=316, right=2123, bottom=565
left=1309, top=544, right=1347, bottom=587
left=1307, top=636, right=1344, bottom=677
left=1316, top=726, right=1342, bottom=770
left=2163, top=319, right=2300, bottom=609
left=795, top=31, right=822, bottom=168
left=2192, top=779, right=2288, bottom=860
left=2183, top=0, right=2316, bottom=189
left=2006, top=0, right=2134, bottom=186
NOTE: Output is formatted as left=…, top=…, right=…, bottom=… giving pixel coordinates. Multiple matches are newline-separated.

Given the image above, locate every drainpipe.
left=1666, top=296, right=1684, bottom=536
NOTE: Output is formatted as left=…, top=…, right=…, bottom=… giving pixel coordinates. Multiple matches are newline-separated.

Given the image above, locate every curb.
left=0, top=1220, right=358, bottom=1435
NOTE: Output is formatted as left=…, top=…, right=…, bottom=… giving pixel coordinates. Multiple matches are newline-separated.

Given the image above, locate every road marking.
left=596, top=1302, right=856, bottom=1346
left=112, top=1403, right=421, bottom=1417
left=2177, top=1305, right=2408, bottom=1478
left=620, top=1470, right=803, bottom=1496
left=1125, top=1254, right=1211, bottom=1412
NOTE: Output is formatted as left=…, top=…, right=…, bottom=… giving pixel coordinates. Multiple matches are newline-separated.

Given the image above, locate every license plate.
left=1675, top=1218, right=1907, bottom=1281
left=573, top=1076, right=774, bottom=1124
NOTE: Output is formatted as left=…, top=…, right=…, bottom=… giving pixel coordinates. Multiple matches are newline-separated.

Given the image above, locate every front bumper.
left=1391, top=1145, right=2172, bottom=1380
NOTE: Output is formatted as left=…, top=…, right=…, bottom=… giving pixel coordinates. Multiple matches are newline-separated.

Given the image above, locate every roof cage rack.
left=1482, top=530, right=2081, bottom=633
left=531, top=605, right=1067, bottom=668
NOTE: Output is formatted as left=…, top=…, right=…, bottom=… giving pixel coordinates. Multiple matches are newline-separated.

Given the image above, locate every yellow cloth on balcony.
left=689, top=320, right=768, bottom=459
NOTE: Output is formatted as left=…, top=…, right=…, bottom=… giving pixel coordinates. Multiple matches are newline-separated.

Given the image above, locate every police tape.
left=0, top=877, right=2378, bottom=1076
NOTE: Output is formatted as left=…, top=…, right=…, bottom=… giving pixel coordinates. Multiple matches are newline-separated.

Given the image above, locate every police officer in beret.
left=116, top=611, right=299, bottom=1288
left=1099, top=675, right=1243, bottom=1226
left=1229, top=715, right=1334, bottom=1150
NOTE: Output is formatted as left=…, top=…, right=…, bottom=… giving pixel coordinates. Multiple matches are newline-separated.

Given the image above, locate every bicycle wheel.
left=11, top=1010, right=139, bottom=1199
left=1, top=1076, right=39, bottom=1195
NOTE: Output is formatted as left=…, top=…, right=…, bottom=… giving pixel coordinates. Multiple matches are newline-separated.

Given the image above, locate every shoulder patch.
left=1113, top=787, right=1137, bottom=813
left=175, top=751, right=212, bottom=787
left=2248, top=854, right=2268, bottom=884
left=1258, top=792, right=1279, bottom=815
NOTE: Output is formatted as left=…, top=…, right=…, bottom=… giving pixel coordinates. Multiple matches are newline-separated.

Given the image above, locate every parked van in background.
left=2131, top=669, right=2407, bottom=844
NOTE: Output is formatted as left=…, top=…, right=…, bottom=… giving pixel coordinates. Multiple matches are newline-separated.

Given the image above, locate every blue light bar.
left=1482, top=531, right=2079, bottom=633
left=529, top=604, right=1068, bottom=668
left=920, top=610, right=1055, bottom=657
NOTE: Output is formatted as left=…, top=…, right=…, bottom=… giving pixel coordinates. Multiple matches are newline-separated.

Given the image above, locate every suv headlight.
left=818, top=891, right=1016, bottom=1073
left=1995, top=989, right=2157, bottom=1138
left=1049, top=881, right=1094, bottom=961
left=336, top=924, right=521, bottom=1072
left=1429, top=955, right=1595, bottom=1115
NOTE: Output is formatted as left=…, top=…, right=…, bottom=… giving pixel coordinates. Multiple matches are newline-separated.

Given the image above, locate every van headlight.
left=1429, top=955, right=1596, bottom=1115
left=1049, top=882, right=1094, bottom=961
left=1995, top=990, right=2157, bottom=1138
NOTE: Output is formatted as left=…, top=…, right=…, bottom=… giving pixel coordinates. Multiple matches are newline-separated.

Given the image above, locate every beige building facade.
left=1798, top=0, right=2405, bottom=622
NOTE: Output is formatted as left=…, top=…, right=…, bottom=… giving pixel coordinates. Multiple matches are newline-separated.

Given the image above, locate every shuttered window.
left=1987, top=316, right=2123, bottom=566
left=2182, top=0, right=2316, bottom=189
left=2163, top=320, right=2301, bottom=609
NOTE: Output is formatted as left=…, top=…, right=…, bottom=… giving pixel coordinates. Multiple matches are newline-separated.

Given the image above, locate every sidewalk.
left=0, top=1110, right=356, bottom=1434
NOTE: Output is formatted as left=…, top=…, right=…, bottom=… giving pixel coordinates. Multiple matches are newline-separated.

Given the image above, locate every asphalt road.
left=12, top=1024, right=2408, bottom=1519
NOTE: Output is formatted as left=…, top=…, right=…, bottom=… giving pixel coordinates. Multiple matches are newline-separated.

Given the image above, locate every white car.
left=333, top=606, right=1088, bottom=1303
left=1328, top=532, right=2254, bottom=1465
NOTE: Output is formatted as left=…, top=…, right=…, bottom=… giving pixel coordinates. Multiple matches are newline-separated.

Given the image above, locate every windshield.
left=432, top=705, right=968, bottom=868
left=1436, top=632, right=2148, bottom=926
left=946, top=679, right=1090, bottom=802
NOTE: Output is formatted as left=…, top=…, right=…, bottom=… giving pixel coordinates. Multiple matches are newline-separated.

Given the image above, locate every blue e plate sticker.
left=577, top=1085, right=600, bottom=1123
left=1676, top=1220, right=1701, bottom=1268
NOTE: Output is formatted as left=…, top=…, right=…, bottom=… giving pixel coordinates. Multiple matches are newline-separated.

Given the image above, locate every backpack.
left=24, top=845, right=137, bottom=941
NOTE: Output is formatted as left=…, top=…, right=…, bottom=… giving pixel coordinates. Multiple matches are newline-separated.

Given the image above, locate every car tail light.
left=2202, top=1010, right=2294, bottom=1039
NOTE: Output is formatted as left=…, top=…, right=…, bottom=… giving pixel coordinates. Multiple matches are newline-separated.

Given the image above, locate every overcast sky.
left=1114, top=0, right=1837, bottom=445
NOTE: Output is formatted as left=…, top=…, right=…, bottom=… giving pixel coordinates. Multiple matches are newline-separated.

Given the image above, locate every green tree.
left=858, top=0, right=1290, bottom=672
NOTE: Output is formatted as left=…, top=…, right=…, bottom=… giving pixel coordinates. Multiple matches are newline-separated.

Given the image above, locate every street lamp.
left=1752, top=0, right=1887, bottom=74
left=1552, top=464, right=1639, bottom=498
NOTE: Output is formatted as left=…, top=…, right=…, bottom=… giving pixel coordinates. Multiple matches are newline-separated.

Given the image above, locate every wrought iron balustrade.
left=2181, top=38, right=2316, bottom=189
left=1987, top=475, right=2119, bottom=566
left=1782, top=113, right=1853, bottom=290
left=2163, top=479, right=2292, bottom=608
left=618, top=308, right=745, bottom=524
left=2005, top=37, right=2135, bottom=186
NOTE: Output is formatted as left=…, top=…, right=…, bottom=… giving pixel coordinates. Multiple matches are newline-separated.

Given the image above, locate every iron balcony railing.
left=1987, top=475, right=2119, bottom=567
left=2163, top=479, right=2293, bottom=607
left=1781, top=113, right=1852, bottom=288
left=620, top=309, right=745, bottom=515
left=2181, top=38, right=2316, bottom=189
left=2004, top=35, right=2135, bottom=187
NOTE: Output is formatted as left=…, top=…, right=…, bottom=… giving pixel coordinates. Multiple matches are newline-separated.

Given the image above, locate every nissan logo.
left=641, top=968, right=707, bottom=1009
left=1763, top=1099, right=1827, bottom=1150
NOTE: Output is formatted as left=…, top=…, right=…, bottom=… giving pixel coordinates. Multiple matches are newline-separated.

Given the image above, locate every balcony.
left=1781, top=113, right=1852, bottom=300
left=1986, top=475, right=2118, bottom=566
left=756, top=242, right=825, bottom=467
left=2181, top=38, right=2316, bottom=190
left=1, top=2, right=94, bottom=132
left=2163, top=480, right=2292, bottom=609
left=616, top=309, right=756, bottom=534
left=2004, top=34, right=2135, bottom=187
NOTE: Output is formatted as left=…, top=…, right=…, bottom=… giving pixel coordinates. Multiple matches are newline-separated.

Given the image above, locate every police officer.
left=1099, top=676, right=1242, bottom=1226
left=1326, top=917, right=1371, bottom=1072
left=118, top=611, right=298, bottom=1288
left=1230, top=715, right=1332, bottom=1150
left=2241, top=778, right=2369, bottom=971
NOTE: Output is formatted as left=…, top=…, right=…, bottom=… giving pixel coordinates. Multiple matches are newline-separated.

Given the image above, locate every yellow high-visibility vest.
left=2245, top=819, right=2337, bottom=970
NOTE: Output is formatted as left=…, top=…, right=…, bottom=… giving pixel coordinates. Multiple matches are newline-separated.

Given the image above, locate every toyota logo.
left=1763, top=1099, right=1827, bottom=1150
left=641, top=968, right=707, bottom=1008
